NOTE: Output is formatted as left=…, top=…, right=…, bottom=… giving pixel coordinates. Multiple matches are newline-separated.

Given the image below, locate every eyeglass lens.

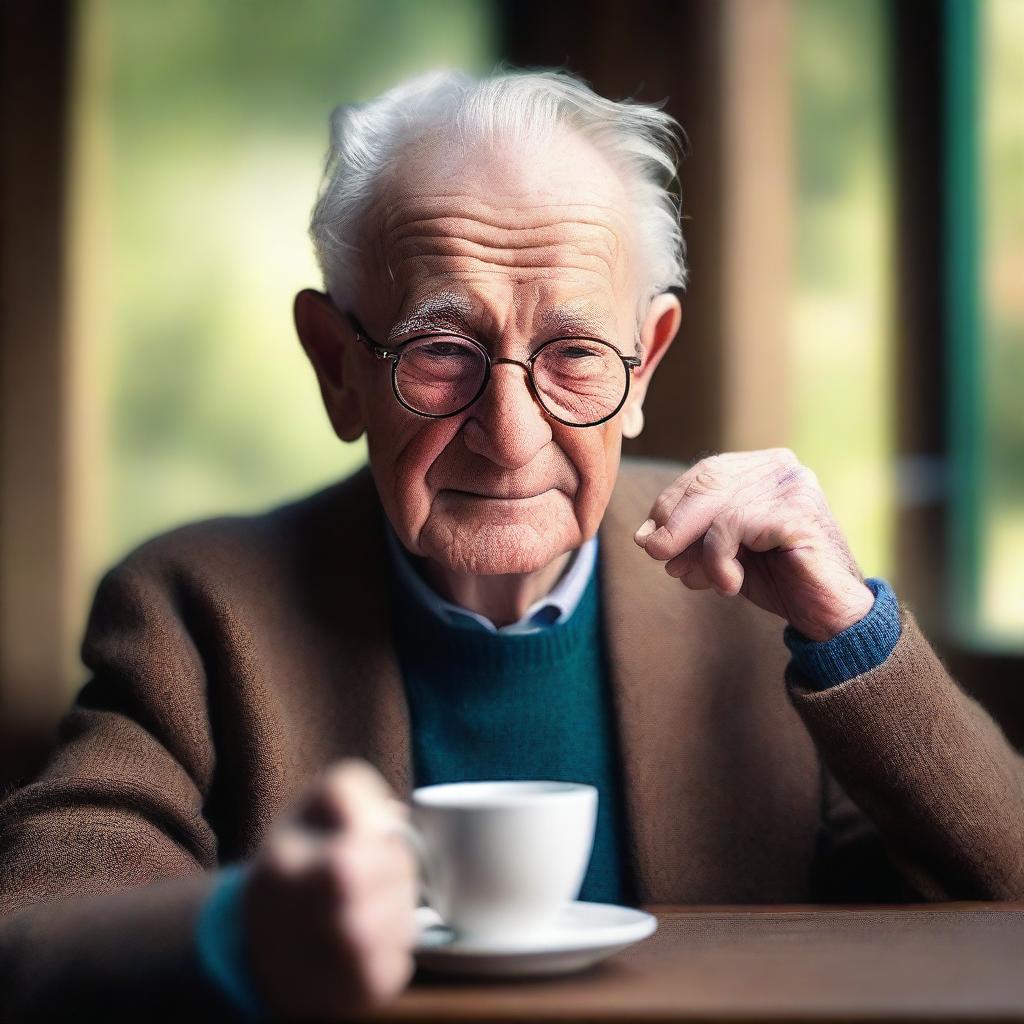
left=396, top=336, right=628, bottom=425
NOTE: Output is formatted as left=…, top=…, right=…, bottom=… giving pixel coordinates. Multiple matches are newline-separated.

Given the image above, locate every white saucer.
left=413, top=901, right=657, bottom=978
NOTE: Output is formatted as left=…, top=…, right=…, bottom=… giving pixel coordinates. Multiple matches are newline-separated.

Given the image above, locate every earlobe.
left=293, top=288, right=367, bottom=443
left=621, top=404, right=645, bottom=439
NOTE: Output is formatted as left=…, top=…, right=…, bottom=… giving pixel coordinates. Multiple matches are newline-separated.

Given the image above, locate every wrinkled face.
left=352, top=132, right=644, bottom=576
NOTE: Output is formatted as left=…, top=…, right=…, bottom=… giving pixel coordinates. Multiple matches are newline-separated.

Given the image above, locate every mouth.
left=447, top=488, right=551, bottom=501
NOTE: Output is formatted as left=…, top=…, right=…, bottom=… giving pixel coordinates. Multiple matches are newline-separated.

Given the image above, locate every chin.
left=420, top=518, right=573, bottom=577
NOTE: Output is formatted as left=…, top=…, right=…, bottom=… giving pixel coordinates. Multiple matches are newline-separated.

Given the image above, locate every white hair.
left=309, top=66, right=688, bottom=315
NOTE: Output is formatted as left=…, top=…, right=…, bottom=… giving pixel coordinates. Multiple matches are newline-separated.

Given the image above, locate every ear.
left=620, top=292, right=681, bottom=439
left=294, top=288, right=366, bottom=443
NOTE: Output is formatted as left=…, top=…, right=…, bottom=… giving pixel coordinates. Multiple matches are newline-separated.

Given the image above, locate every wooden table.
left=375, top=904, right=1024, bottom=1022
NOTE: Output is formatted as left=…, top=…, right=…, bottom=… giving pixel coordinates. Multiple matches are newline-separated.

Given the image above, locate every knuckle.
left=775, top=462, right=809, bottom=492
left=692, top=467, right=719, bottom=495
left=778, top=465, right=820, bottom=503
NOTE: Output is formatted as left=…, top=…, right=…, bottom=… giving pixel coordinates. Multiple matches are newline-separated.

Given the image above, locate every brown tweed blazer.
left=1, top=457, right=1022, bottom=1019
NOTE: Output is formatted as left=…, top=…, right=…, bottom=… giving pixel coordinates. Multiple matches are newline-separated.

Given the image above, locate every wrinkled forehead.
left=360, top=132, right=641, bottom=341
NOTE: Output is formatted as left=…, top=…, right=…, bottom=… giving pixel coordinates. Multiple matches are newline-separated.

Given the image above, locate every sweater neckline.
left=387, top=554, right=602, bottom=672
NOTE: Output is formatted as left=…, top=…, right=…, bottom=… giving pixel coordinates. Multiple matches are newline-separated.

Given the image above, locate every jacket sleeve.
left=0, top=556, right=238, bottom=1021
left=788, top=604, right=1024, bottom=900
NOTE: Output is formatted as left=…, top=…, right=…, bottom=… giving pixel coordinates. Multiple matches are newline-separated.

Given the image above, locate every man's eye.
left=549, top=342, right=605, bottom=360
left=422, top=341, right=473, bottom=357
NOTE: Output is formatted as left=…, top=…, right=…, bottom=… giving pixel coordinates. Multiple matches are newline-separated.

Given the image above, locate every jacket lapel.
left=322, top=465, right=414, bottom=800
left=597, top=459, right=817, bottom=904
left=598, top=459, right=719, bottom=903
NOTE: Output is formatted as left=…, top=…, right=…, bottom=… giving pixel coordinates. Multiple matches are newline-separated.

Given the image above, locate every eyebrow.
left=388, top=297, right=616, bottom=344
left=535, top=306, right=615, bottom=340
left=387, top=296, right=476, bottom=341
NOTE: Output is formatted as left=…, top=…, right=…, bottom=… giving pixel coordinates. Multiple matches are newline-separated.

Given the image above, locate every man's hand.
left=242, top=759, right=419, bottom=1020
left=633, top=449, right=874, bottom=641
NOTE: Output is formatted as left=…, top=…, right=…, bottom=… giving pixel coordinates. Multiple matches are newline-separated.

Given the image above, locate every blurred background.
left=2, top=0, right=1021, bottom=787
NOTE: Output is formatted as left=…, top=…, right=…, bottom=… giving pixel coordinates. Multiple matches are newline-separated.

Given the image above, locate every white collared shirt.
left=383, top=520, right=598, bottom=635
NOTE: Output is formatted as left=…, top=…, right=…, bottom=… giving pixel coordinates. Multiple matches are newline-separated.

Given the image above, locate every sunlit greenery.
left=790, top=0, right=893, bottom=580
left=980, top=0, right=1024, bottom=640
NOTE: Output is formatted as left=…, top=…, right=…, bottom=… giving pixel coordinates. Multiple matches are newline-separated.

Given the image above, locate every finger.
left=314, top=760, right=403, bottom=836
left=637, top=455, right=778, bottom=562
left=635, top=466, right=726, bottom=560
left=640, top=485, right=731, bottom=562
left=352, top=835, right=417, bottom=898
left=636, top=452, right=786, bottom=558
left=338, top=761, right=406, bottom=834
left=634, top=461, right=707, bottom=542
left=702, top=508, right=746, bottom=596
left=639, top=451, right=778, bottom=519
left=324, top=829, right=417, bottom=912
left=664, top=542, right=714, bottom=590
left=288, top=762, right=370, bottom=834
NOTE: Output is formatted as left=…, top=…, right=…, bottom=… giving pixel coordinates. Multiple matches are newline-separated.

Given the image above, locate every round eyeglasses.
left=348, top=313, right=642, bottom=428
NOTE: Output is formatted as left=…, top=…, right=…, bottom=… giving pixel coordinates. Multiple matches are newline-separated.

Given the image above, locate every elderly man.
left=1, top=68, right=1022, bottom=1021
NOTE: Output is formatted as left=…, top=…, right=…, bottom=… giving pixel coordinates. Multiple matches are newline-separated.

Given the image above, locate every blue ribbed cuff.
left=195, top=864, right=267, bottom=1021
left=783, top=578, right=902, bottom=689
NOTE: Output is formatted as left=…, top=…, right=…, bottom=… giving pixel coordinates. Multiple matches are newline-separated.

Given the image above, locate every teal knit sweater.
left=385, top=553, right=635, bottom=907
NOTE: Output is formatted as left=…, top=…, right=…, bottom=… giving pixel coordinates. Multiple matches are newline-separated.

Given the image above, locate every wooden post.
left=718, top=0, right=794, bottom=452
left=0, top=0, right=75, bottom=780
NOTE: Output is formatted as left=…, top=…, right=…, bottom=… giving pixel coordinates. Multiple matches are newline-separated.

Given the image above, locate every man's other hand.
left=634, top=449, right=875, bottom=641
left=242, top=759, right=418, bottom=1019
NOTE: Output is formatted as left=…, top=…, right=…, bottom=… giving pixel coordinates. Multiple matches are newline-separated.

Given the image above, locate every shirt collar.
left=383, top=519, right=598, bottom=635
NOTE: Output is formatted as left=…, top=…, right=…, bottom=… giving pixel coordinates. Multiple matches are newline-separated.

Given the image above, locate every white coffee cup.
left=401, top=780, right=597, bottom=942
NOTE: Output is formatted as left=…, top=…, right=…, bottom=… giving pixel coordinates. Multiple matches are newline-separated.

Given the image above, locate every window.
left=972, top=0, right=1024, bottom=644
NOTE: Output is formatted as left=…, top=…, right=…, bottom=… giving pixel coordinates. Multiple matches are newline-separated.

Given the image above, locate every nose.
left=461, top=360, right=553, bottom=469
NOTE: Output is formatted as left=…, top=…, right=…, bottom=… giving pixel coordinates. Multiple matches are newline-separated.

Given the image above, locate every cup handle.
left=385, top=818, right=432, bottom=909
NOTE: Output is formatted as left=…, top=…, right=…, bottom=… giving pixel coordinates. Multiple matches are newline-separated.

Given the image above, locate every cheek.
left=562, top=422, right=622, bottom=535
left=366, top=410, right=464, bottom=539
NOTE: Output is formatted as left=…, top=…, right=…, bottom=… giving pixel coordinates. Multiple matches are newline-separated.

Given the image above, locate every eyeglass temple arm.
left=347, top=312, right=398, bottom=360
